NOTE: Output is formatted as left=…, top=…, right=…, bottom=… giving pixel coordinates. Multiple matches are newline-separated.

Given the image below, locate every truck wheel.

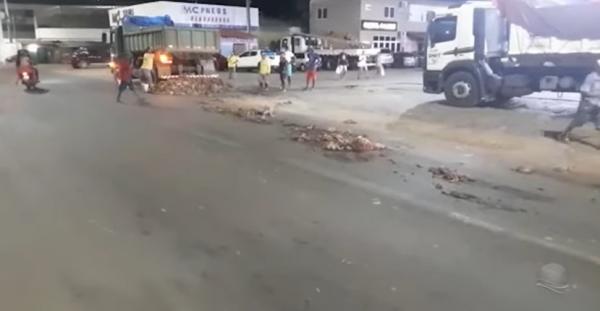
left=444, top=71, right=480, bottom=107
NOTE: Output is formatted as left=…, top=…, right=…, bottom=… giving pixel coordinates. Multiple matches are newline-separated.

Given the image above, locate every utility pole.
left=245, top=0, right=251, bottom=33
left=0, top=11, right=4, bottom=64
left=3, top=0, right=11, bottom=43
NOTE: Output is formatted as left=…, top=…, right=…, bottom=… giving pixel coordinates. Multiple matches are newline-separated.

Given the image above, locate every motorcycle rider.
left=15, top=52, right=39, bottom=90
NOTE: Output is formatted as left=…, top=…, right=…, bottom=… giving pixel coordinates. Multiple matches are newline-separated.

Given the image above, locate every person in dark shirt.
left=337, top=52, right=349, bottom=80
left=304, top=49, right=321, bottom=90
left=115, top=55, right=140, bottom=103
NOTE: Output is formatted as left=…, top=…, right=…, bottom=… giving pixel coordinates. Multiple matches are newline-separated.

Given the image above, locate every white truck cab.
left=423, top=2, right=600, bottom=107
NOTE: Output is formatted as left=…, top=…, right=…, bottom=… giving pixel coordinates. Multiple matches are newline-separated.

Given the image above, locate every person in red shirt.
left=15, top=54, right=39, bottom=89
left=115, top=55, right=139, bottom=103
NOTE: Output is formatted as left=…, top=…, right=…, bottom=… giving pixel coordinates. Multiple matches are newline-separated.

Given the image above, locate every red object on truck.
left=494, top=0, right=600, bottom=40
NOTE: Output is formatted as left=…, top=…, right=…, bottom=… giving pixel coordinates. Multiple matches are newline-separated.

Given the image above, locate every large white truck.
left=423, top=1, right=600, bottom=107
left=279, top=34, right=380, bottom=70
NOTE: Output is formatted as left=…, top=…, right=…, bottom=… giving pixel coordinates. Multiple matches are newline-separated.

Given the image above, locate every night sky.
left=16, top=0, right=310, bottom=18
left=17, top=1, right=463, bottom=18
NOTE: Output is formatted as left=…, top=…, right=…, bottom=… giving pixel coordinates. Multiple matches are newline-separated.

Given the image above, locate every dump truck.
left=111, top=21, right=220, bottom=78
left=423, top=1, right=600, bottom=107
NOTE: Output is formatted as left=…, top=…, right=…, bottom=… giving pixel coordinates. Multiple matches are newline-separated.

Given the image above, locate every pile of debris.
left=289, top=125, right=386, bottom=152
left=202, top=105, right=274, bottom=123
left=153, top=75, right=228, bottom=96
left=428, top=167, right=475, bottom=184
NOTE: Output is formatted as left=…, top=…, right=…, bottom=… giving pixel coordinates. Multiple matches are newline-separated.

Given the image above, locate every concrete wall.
left=35, top=28, right=109, bottom=42
left=309, top=0, right=362, bottom=40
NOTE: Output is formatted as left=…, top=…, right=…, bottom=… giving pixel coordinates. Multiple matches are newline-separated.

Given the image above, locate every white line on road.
left=281, top=157, right=600, bottom=267
left=190, top=131, right=243, bottom=148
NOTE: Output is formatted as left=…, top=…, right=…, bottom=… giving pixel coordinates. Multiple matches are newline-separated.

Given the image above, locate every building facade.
left=309, top=0, right=449, bottom=53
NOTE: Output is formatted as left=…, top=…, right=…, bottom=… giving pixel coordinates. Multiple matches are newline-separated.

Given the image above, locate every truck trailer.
left=279, top=33, right=380, bottom=70
left=111, top=23, right=220, bottom=78
left=423, top=1, right=600, bottom=107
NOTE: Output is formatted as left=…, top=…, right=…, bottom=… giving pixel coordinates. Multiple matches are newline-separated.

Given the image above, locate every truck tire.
left=444, top=71, right=480, bottom=107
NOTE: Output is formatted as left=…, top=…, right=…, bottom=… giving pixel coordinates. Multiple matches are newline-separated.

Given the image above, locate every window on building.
left=317, top=8, right=328, bottom=19
left=384, top=7, right=395, bottom=18
left=372, top=36, right=399, bottom=52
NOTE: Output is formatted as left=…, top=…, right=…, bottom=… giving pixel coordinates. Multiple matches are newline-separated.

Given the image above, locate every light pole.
left=2, top=0, right=10, bottom=43
left=246, top=0, right=251, bottom=33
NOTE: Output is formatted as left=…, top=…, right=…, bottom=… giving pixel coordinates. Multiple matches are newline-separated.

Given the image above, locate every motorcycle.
left=19, top=68, right=39, bottom=91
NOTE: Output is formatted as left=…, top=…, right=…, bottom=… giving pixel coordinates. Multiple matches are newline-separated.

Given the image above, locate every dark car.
left=71, top=46, right=111, bottom=69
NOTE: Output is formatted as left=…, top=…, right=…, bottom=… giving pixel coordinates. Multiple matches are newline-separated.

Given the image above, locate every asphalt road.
left=1, top=65, right=599, bottom=310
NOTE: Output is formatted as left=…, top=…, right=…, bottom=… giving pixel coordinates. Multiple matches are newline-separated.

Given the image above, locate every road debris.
left=343, top=119, right=358, bottom=125
left=537, top=263, right=570, bottom=294
left=513, top=166, right=535, bottom=175
left=372, top=198, right=382, bottom=206
left=160, top=208, right=167, bottom=213
left=202, top=105, right=275, bottom=123
left=315, top=288, right=321, bottom=293
left=428, top=167, right=475, bottom=183
left=341, top=258, right=353, bottom=265
left=153, top=76, right=228, bottom=96
left=289, top=125, right=386, bottom=153
left=442, top=190, right=527, bottom=213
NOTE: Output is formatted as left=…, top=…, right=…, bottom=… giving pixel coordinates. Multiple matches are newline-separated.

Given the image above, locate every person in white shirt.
left=357, top=51, right=368, bottom=80
left=560, top=59, right=600, bottom=141
left=282, top=49, right=295, bottom=86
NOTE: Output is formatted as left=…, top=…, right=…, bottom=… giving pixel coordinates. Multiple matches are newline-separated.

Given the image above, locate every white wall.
left=35, top=28, right=109, bottom=42
left=310, top=0, right=362, bottom=39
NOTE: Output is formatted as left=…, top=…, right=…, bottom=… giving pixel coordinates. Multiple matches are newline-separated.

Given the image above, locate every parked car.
left=71, top=46, right=111, bottom=69
left=236, top=49, right=280, bottom=71
left=379, top=48, right=394, bottom=68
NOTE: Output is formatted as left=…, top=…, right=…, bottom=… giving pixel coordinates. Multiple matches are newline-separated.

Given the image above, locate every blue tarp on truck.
left=123, top=15, right=175, bottom=27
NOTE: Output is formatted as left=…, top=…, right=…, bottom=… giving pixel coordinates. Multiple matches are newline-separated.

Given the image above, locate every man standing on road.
left=140, top=48, right=155, bottom=93
left=357, top=51, right=368, bottom=80
left=376, top=52, right=386, bottom=78
left=336, top=52, right=349, bottom=80
left=258, top=53, right=271, bottom=90
left=304, top=49, right=321, bottom=90
left=560, top=60, right=600, bottom=142
left=227, top=52, right=239, bottom=80
left=278, top=52, right=292, bottom=92
left=283, top=48, right=295, bottom=87
left=115, top=55, right=142, bottom=104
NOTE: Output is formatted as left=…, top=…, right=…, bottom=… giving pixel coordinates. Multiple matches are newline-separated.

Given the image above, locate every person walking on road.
left=560, top=59, right=600, bottom=141
left=140, top=48, right=155, bottom=93
left=279, top=52, right=292, bottom=92
left=283, top=48, right=295, bottom=87
left=115, top=55, right=142, bottom=104
left=304, top=49, right=321, bottom=90
left=376, top=52, right=386, bottom=78
left=227, top=52, right=239, bottom=80
left=357, top=51, right=369, bottom=80
left=258, top=53, right=272, bottom=90
left=336, top=52, right=349, bottom=80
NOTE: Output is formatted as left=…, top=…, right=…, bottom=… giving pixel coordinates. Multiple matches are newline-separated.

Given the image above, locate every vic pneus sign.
left=108, top=1, right=259, bottom=30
